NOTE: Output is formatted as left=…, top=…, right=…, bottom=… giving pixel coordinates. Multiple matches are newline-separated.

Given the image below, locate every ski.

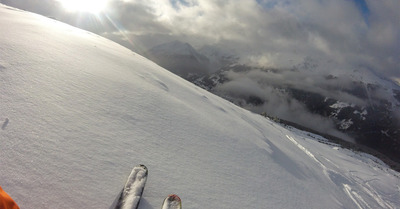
left=161, top=194, right=182, bottom=209
left=110, top=165, right=148, bottom=209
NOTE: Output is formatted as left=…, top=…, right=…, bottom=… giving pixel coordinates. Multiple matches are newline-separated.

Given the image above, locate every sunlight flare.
left=57, top=0, right=109, bottom=14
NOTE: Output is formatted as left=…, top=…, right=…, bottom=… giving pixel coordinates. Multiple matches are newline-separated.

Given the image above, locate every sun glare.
left=58, top=0, right=109, bottom=14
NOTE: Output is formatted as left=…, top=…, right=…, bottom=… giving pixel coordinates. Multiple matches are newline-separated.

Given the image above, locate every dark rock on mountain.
left=144, top=41, right=210, bottom=81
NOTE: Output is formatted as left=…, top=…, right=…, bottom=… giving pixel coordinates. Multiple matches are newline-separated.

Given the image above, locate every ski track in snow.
left=285, top=134, right=397, bottom=209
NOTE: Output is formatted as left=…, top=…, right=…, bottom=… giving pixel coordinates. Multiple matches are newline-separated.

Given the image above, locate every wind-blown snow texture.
left=0, top=4, right=399, bottom=209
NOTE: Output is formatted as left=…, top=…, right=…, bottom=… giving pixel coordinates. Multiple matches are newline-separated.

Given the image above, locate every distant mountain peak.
left=145, top=40, right=210, bottom=80
left=148, top=40, right=198, bottom=56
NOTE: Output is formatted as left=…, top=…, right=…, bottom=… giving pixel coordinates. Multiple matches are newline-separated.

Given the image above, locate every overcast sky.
left=1, top=0, right=399, bottom=82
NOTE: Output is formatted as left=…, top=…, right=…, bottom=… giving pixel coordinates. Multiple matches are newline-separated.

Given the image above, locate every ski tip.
left=166, top=194, right=181, bottom=202
left=162, top=194, right=181, bottom=209
left=165, top=194, right=181, bottom=203
left=136, top=164, right=148, bottom=172
left=138, top=164, right=147, bottom=169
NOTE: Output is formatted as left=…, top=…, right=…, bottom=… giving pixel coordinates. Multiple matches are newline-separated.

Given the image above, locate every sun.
left=57, top=0, right=109, bottom=14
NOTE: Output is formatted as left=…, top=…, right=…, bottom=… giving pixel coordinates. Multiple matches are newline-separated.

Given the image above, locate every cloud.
left=1, top=0, right=63, bottom=15
left=214, top=69, right=355, bottom=142
left=1, top=0, right=398, bottom=79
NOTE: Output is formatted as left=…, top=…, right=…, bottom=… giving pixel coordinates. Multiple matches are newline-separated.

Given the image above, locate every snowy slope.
left=0, top=4, right=399, bottom=209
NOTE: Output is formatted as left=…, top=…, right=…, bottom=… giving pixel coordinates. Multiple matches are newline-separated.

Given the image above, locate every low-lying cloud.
left=210, top=56, right=399, bottom=143
left=214, top=71, right=355, bottom=142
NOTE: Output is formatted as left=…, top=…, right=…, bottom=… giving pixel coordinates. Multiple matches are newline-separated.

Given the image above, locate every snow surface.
left=0, top=4, right=399, bottom=209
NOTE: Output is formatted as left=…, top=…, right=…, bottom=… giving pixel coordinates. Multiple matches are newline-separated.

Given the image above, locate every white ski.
left=110, top=165, right=148, bottom=209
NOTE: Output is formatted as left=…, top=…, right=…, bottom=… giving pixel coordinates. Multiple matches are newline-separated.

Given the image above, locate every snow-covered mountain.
left=198, top=44, right=238, bottom=72
left=194, top=60, right=400, bottom=166
left=143, top=40, right=400, bottom=166
left=1, top=4, right=400, bottom=209
left=144, top=41, right=210, bottom=81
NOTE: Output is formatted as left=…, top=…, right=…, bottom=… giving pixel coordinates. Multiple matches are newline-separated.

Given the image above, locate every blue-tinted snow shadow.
left=327, top=170, right=352, bottom=186
left=109, top=195, right=154, bottom=209
left=265, top=138, right=308, bottom=180
left=2, top=118, right=9, bottom=130
left=237, top=114, right=309, bottom=180
left=139, top=198, right=154, bottom=209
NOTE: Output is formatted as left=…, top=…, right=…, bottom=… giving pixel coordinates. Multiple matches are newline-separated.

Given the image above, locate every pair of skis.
left=110, top=165, right=181, bottom=209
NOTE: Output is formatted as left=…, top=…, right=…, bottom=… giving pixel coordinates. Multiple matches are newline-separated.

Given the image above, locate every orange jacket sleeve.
left=0, top=186, right=20, bottom=209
